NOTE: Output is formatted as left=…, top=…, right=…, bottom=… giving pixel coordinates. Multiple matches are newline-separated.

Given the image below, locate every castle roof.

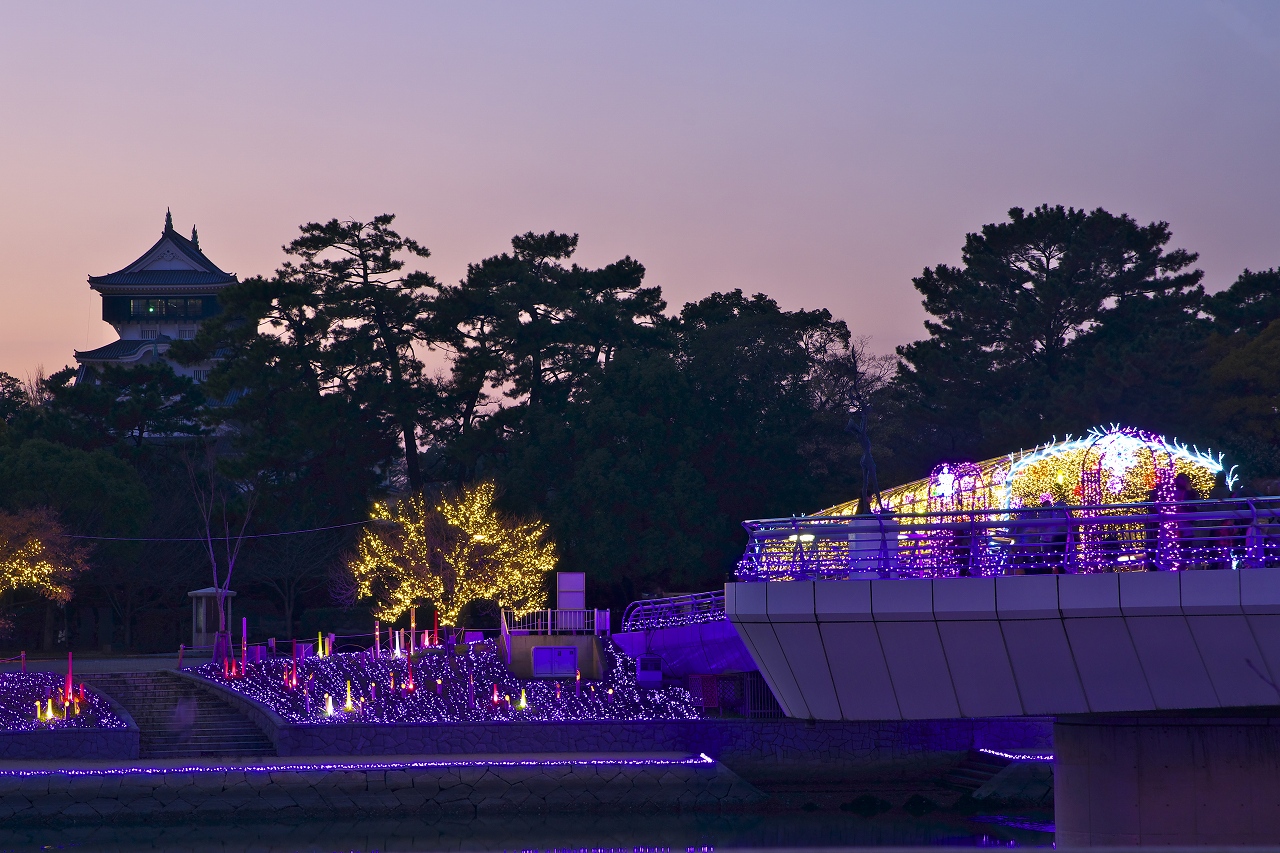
left=88, top=212, right=237, bottom=294
left=74, top=335, right=172, bottom=364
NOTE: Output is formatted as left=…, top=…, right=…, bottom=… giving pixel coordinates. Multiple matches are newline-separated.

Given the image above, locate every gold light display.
left=821, top=426, right=1226, bottom=517
left=346, top=482, right=557, bottom=626
left=0, top=508, right=87, bottom=606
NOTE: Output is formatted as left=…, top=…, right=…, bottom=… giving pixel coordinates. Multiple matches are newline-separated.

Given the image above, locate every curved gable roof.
left=89, top=220, right=237, bottom=293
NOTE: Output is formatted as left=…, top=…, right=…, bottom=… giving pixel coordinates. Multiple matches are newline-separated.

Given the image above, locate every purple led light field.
left=0, top=672, right=128, bottom=732
left=193, top=639, right=701, bottom=724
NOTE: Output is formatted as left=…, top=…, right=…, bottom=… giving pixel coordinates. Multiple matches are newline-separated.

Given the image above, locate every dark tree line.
left=885, top=205, right=1280, bottom=484
left=0, top=205, right=1277, bottom=647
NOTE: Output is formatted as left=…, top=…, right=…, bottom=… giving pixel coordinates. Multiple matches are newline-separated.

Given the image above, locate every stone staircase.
left=940, top=748, right=1012, bottom=792
left=86, top=671, right=275, bottom=759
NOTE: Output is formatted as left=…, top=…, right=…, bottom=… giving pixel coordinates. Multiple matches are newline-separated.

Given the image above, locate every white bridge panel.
left=1186, top=614, right=1276, bottom=707
left=1127, top=615, right=1218, bottom=709
left=1063, top=617, right=1153, bottom=712
left=1245, top=614, right=1280, bottom=688
left=814, top=580, right=872, bottom=621
left=876, top=621, right=960, bottom=719
left=818, top=622, right=900, bottom=719
left=1001, top=618, right=1089, bottom=714
left=734, top=621, right=807, bottom=718
left=937, top=620, right=1023, bottom=717
left=773, top=622, right=842, bottom=719
left=725, top=570, right=1280, bottom=720
left=1059, top=573, right=1122, bottom=617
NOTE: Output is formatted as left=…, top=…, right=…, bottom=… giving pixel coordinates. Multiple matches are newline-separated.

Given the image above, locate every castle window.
left=193, top=370, right=210, bottom=383
left=179, top=328, right=195, bottom=340
left=141, top=329, right=159, bottom=339
left=129, top=298, right=165, bottom=318
left=126, top=297, right=207, bottom=319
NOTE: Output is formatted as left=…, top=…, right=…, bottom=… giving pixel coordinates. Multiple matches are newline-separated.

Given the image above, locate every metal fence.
left=686, top=671, right=784, bottom=718
left=621, top=591, right=726, bottom=632
left=737, top=497, right=1280, bottom=581
left=500, top=608, right=612, bottom=636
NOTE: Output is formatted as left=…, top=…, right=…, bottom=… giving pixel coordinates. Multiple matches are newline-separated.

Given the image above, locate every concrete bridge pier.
left=1055, top=712, right=1280, bottom=846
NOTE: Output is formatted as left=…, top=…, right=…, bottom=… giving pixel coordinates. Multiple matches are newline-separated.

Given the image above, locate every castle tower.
left=74, top=210, right=236, bottom=382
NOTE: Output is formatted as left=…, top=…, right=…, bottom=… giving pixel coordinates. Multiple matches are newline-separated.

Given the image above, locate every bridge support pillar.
left=1055, top=713, right=1280, bottom=846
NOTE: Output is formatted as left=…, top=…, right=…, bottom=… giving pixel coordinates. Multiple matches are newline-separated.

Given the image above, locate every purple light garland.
left=0, top=752, right=716, bottom=778
left=0, top=672, right=127, bottom=732
left=192, top=639, right=702, bottom=724
left=621, top=611, right=725, bottom=632
left=978, top=747, right=1053, bottom=762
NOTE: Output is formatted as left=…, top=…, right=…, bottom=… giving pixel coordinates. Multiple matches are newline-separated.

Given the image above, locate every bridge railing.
left=621, top=590, right=726, bottom=632
left=737, top=497, right=1280, bottom=581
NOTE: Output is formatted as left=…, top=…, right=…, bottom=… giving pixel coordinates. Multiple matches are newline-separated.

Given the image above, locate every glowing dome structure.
left=821, top=425, right=1234, bottom=517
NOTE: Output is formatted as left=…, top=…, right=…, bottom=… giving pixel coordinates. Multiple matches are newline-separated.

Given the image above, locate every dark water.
left=0, top=812, right=1052, bottom=852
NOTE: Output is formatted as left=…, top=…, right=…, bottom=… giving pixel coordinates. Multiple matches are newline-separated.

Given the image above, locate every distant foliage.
left=0, top=508, right=89, bottom=637
left=3, top=206, right=1279, bottom=651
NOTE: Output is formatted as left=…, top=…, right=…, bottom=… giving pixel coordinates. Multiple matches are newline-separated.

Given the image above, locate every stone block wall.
left=0, top=728, right=140, bottom=760
left=0, top=758, right=762, bottom=823
left=184, top=674, right=1051, bottom=782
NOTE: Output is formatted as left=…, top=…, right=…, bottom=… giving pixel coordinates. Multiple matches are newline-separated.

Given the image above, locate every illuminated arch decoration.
left=999, top=426, right=1229, bottom=511
left=821, top=425, right=1232, bottom=519
left=816, top=426, right=1234, bottom=575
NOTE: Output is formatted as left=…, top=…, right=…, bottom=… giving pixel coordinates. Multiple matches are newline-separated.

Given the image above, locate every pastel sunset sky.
left=1, top=2, right=1277, bottom=377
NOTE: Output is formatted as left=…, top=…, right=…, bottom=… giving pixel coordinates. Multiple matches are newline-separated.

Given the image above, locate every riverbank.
left=0, top=752, right=761, bottom=824
left=188, top=669, right=1052, bottom=783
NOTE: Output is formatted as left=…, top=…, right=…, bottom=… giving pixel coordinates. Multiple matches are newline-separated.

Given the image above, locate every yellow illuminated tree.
left=343, top=482, right=556, bottom=625
left=0, top=508, right=89, bottom=636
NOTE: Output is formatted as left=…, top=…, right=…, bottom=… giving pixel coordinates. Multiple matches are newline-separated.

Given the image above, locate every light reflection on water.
left=0, top=812, right=1053, bottom=852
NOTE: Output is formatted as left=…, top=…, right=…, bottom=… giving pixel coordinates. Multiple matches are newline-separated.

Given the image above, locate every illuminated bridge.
left=718, top=427, right=1280, bottom=844
left=609, top=495, right=1280, bottom=841
left=723, top=503, right=1280, bottom=845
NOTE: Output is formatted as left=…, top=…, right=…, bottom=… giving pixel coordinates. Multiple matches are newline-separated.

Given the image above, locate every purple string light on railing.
left=736, top=496, right=1280, bottom=581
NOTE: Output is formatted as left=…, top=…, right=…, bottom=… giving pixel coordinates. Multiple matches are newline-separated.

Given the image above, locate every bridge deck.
left=725, top=569, right=1280, bottom=720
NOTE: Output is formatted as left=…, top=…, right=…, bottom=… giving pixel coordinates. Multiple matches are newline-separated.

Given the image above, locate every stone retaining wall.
left=183, top=672, right=1051, bottom=782
left=0, top=755, right=761, bottom=823
left=0, top=728, right=140, bottom=761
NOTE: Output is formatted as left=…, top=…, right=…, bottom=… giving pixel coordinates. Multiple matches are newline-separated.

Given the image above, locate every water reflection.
left=0, top=811, right=1052, bottom=852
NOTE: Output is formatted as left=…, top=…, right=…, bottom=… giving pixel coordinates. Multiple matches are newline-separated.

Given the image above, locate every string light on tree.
left=0, top=509, right=89, bottom=634
left=343, top=482, right=557, bottom=626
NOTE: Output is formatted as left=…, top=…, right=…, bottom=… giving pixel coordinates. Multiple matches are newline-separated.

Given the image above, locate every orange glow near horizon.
left=2, top=3, right=1278, bottom=377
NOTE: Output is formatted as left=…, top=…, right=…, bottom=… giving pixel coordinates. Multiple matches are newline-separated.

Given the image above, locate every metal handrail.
left=621, top=590, right=726, bottom=632
left=500, top=608, right=611, bottom=636
left=738, top=496, right=1280, bottom=581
